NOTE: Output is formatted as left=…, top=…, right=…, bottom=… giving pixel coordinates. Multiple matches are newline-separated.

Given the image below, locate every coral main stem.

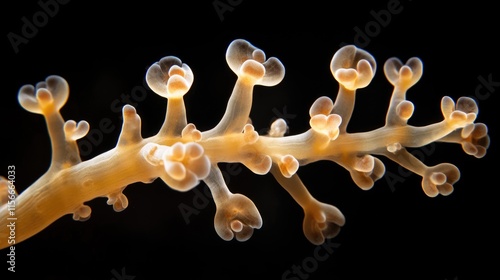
left=0, top=38, right=489, bottom=249
left=0, top=145, right=154, bottom=249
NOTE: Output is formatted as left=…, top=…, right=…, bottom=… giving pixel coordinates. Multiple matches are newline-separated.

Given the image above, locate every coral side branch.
left=0, top=39, right=490, bottom=249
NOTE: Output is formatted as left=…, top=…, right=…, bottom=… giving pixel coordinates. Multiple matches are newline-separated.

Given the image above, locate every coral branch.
left=204, top=165, right=262, bottom=241
left=270, top=165, right=345, bottom=245
left=202, top=39, right=285, bottom=138
left=330, top=45, right=376, bottom=133
left=0, top=39, right=490, bottom=250
left=146, top=56, right=192, bottom=137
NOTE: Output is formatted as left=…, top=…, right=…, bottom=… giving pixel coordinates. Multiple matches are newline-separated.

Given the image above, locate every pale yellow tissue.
left=0, top=38, right=490, bottom=249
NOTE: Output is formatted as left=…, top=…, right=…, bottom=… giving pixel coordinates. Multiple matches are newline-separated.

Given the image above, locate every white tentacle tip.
left=268, top=118, right=288, bottom=137
left=158, top=142, right=211, bottom=192
left=387, top=142, right=402, bottom=153
left=330, top=45, right=376, bottom=90
left=64, top=120, right=90, bottom=141
left=146, top=56, right=194, bottom=99
left=310, top=113, right=342, bottom=140
left=18, top=75, right=69, bottom=114
left=226, top=39, right=285, bottom=86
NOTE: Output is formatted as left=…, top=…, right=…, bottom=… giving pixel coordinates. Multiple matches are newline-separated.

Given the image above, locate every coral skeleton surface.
left=0, top=39, right=490, bottom=249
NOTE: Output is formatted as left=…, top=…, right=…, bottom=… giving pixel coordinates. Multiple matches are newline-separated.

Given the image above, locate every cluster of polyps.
left=0, top=39, right=490, bottom=249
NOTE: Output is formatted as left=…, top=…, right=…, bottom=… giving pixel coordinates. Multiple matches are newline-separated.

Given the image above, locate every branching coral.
left=0, top=39, right=490, bottom=249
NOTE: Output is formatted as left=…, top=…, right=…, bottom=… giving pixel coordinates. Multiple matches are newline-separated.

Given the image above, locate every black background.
left=2, top=1, right=499, bottom=279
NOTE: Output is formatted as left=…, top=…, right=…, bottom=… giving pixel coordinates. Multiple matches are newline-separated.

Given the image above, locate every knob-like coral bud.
left=243, top=124, right=259, bottom=144
left=106, top=189, right=129, bottom=212
left=441, top=96, right=477, bottom=127
left=309, top=96, right=334, bottom=117
left=310, top=114, right=342, bottom=140
left=395, top=100, right=414, bottom=121
left=181, top=123, right=202, bottom=142
left=384, top=57, right=423, bottom=90
left=349, top=156, right=386, bottom=190
left=268, top=118, right=288, bottom=137
left=302, top=200, right=345, bottom=245
left=331, top=45, right=376, bottom=90
left=422, top=163, right=460, bottom=197
left=214, top=193, right=263, bottom=242
left=18, top=75, right=69, bottom=114
left=64, top=120, right=90, bottom=141
left=241, top=154, right=272, bottom=175
left=226, top=39, right=285, bottom=86
left=146, top=56, right=194, bottom=99
left=456, top=96, right=479, bottom=116
left=387, top=142, right=402, bottom=153
left=72, top=204, right=91, bottom=221
left=117, top=105, right=143, bottom=146
left=460, top=123, right=490, bottom=158
left=278, top=155, right=299, bottom=178
left=141, top=142, right=211, bottom=192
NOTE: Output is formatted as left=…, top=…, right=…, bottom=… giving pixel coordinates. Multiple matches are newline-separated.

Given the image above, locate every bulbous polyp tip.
left=146, top=56, right=193, bottom=98
left=156, top=142, right=211, bottom=192
left=240, top=60, right=266, bottom=82
left=309, top=113, right=342, bottom=140
left=456, top=97, right=479, bottom=116
left=309, top=96, right=334, bottom=117
left=226, top=39, right=285, bottom=86
left=268, top=118, right=288, bottom=137
left=383, top=57, right=423, bottom=89
left=331, top=45, right=376, bottom=90
left=64, top=120, right=90, bottom=141
left=214, top=193, right=263, bottom=242
left=226, top=39, right=261, bottom=73
left=422, top=163, right=460, bottom=197
left=303, top=202, right=346, bottom=245
left=396, top=100, right=414, bottom=120
left=462, top=123, right=490, bottom=158
left=278, top=155, right=299, bottom=178
left=18, top=75, right=69, bottom=114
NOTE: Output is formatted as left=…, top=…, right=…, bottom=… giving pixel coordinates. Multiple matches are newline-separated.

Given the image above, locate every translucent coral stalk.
left=0, top=39, right=490, bottom=250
